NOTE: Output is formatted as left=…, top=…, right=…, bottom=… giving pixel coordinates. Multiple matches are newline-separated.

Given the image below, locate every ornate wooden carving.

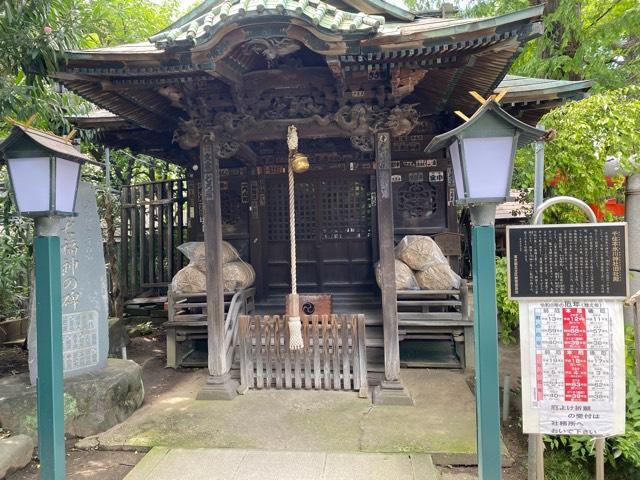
left=390, top=68, right=428, bottom=102
left=173, top=112, right=256, bottom=156
left=173, top=119, right=201, bottom=150
left=241, top=38, right=301, bottom=65
left=328, top=104, right=420, bottom=138
left=351, top=135, right=373, bottom=153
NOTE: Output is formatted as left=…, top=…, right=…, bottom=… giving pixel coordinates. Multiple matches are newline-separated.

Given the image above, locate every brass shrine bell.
left=291, top=152, right=310, bottom=174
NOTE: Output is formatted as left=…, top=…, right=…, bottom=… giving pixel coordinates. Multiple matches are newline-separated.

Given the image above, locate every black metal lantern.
left=0, top=125, right=89, bottom=217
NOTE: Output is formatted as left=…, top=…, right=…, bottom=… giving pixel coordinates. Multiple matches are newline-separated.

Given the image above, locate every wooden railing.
left=225, top=288, right=256, bottom=369
left=238, top=314, right=368, bottom=397
left=165, top=286, right=255, bottom=369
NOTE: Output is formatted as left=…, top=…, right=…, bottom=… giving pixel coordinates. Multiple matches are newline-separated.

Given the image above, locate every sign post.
left=508, top=197, right=628, bottom=480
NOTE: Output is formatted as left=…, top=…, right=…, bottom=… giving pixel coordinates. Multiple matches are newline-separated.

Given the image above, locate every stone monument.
left=28, top=182, right=109, bottom=384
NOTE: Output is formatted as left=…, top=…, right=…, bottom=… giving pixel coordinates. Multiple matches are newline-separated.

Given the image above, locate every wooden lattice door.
left=262, top=173, right=375, bottom=296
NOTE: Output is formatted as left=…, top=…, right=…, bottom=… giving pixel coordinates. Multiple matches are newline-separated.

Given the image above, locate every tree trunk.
left=104, top=193, right=122, bottom=319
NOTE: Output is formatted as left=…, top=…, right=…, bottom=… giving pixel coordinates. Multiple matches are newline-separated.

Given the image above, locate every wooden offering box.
left=286, top=294, right=333, bottom=316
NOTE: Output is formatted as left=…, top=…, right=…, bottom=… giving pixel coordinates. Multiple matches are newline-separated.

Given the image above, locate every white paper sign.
left=520, top=299, right=625, bottom=436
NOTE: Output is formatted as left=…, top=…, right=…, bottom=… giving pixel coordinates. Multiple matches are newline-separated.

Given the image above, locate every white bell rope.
left=287, top=125, right=303, bottom=351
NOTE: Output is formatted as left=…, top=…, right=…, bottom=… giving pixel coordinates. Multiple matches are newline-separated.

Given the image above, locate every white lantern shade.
left=6, top=156, right=81, bottom=216
left=55, top=158, right=81, bottom=213
left=462, top=136, right=514, bottom=200
left=0, top=124, right=89, bottom=217
left=7, top=157, right=52, bottom=214
left=448, top=142, right=464, bottom=199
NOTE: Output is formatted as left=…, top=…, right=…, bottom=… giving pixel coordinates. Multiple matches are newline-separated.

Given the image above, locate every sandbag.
left=171, top=265, right=207, bottom=293
left=223, top=261, right=256, bottom=293
left=375, top=259, right=419, bottom=291
left=415, top=264, right=461, bottom=290
left=394, top=235, right=447, bottom=271
left=177, top=241, right=240, bottom=270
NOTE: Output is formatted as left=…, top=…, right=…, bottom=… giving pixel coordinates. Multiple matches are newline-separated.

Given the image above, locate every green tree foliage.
left=81, top=0, right=180, bottom=48
left=513, top=86, right=640, bottom=223
left=0, top=0, right=184, bottom=320
left=427, top=1, right=640, bottom=91
left=0, top=0, right=179, bottom=130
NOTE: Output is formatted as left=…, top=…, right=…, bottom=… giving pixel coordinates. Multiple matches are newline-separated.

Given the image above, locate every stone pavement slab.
left=82, top=369, right=494, bottom=465
left=124, top=448, right=442, bottom=480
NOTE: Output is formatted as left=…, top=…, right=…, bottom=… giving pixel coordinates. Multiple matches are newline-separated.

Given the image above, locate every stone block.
left=0, top=359, right=144, bottom=440
left=0, top=434, right=33, bottom=479
left=109, top=317, right=130, bottom=356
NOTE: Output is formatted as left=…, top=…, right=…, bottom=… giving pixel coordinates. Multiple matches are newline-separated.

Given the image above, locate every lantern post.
left=425, top=98, right=546, bottom=480
left=0, top=124, right=88, bottom=480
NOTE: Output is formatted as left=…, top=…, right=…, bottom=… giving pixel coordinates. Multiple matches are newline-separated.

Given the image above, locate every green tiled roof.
left=151, top=0, right=387, bottom=48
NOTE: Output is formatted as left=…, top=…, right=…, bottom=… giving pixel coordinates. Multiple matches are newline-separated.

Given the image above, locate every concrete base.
left=196, top=373, right=239, bottom=401
left=0, top=359, right=144, bottom=440
left=78, top=370, right=506, bottom=465
left=372, top=380, right=414, bottom=406
left=124, top=448, right=441, bottom=480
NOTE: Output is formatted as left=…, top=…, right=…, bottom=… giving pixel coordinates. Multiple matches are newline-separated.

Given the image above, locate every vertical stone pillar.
left=197, top=133, right=238, bottom=400
left=372, top=131, right=413, bottom=405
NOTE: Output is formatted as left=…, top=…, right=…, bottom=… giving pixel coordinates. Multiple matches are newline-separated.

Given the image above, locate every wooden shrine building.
left=56, top=1, right=592, bottom=402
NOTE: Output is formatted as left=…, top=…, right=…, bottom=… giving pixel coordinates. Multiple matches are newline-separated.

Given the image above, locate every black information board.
left=507, top=223, right=627, bottom=299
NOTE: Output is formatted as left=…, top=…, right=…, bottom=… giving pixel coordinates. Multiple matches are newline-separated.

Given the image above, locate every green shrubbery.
left=495, top=256, right=519, bottom=344
left=545, top=327, right=640, bottom=476
left=0, top=174, right=31, bottom=319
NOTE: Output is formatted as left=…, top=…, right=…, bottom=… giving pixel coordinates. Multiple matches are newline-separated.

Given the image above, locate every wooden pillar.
left=196, top=133, right=238, bottom=400
left=372, top=131, right=413, bottom=405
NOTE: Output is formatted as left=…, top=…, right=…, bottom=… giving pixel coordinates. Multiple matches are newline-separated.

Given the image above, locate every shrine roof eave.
left=63, top=4, right=544, bottom=61
left=497, top=75, right=593, bottom=102
left=152, top=0, right=414, bottom=39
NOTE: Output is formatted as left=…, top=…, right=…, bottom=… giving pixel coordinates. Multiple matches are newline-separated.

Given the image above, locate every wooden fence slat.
left=322, top=316, right=330, bottom=390
left=165, top=182, right=174, bottom=282
left=357, top=314, right=368, bottom=398
left=147, top=184, right=155, bottom=285
left=303, top=318, right=311, bottom=389
left=341, top=316, right=351, bottom=390
left=176, top=180, right=185, bottom=272
left=294, top=319, right=302, bottom=389
left=352, top=316, right=361, bottom=391
left=265, top=316, right=272, bottom=389
left=129, top=187, right=138, bottom=294
left=312, top=316, right=321, bottom=390
left=251, top=315, right=257, bottom=388
left=239, top=316, right=249, bottom=388
left=274, top=315, right=282, bottom=389
left=256, top=316, right=264, bottom=389
left=156, top=183, right=164, bottom=282
left=284, top=316, right=292, bottom=389
left=332, top=315, right=340, bottom=390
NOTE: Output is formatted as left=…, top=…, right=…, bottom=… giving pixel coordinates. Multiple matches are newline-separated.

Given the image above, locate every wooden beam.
left=197, top=133, right=238, bottom=400
left=372, top=131, right=412, bottom=405
left=454, top=111, right=470, bottom=122
left=469, top=90, right=487, bottom=105
left=375, top=131, right=400, bottom=382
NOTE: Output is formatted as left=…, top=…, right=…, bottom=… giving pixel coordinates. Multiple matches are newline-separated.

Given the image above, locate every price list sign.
left=507, top=223, right=627, bottom=299
left=520, top=300, right=625, bottom=436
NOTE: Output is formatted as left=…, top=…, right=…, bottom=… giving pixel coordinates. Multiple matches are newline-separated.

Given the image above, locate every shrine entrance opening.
left=262, top=171, right=376, bottom=298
